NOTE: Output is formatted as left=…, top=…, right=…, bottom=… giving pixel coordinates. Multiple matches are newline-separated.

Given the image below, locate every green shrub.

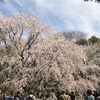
left=88, top=36, right=100, bottom=44
left=76, top=39, right=88, bottom=45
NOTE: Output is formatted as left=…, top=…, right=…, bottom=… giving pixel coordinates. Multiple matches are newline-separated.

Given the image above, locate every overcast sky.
left=0, top=0, right=100, bottom=37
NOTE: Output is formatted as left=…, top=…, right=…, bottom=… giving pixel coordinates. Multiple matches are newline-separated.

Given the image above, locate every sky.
left=0, top=0, right=100, bottom=37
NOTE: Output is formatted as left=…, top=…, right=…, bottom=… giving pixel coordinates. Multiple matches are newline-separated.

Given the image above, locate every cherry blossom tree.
left=0, top=13, right=51, bottom=68
left=0, top=13, right=99, bottom=94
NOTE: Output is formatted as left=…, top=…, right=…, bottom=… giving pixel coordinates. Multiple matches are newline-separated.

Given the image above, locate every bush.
left=88, top=36, right=100, bottom=44
left=76, top=39, right=88, bottom=45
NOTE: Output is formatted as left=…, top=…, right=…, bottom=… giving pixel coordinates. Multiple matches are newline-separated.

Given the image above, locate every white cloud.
left=34, top=0, right=100, bottom=37
left=1, top=0, right=100, bottom=37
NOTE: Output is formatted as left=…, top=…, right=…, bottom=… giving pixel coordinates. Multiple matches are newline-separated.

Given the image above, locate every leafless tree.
left=62, top=31, right=87, bottom=41
left=0, top=0, right=5, bottom=4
